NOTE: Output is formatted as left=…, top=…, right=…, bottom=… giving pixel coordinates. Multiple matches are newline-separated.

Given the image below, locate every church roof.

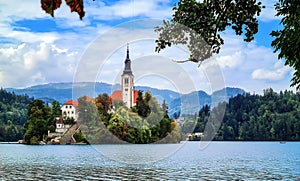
left=110, top=90, right=138, bottom=103
left=111, top=90, right=122, bottom=101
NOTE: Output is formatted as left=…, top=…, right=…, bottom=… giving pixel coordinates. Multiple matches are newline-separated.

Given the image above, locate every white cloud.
left=0, top=21, right=59, bottom=43
left=0, top=42, right=79, bottom=88
left=0, top=1, right=47, bottom=21
left=252, top=61, right=292, bottom=81
left=216, top=51, right=244, bottom=69
left=195, top=30, right=294, bottom=93
left=86, top=0, right=172, bottom=20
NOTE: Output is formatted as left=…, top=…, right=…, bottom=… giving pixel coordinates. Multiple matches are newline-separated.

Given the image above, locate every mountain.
left=212, top=87, right=247, bottom=101
left=135, top=86, right=180, bottom=104
left=169, top=87, right=246, bottom=115
left=6, top=83, right=245, bottom=115
left=6, top=82, right=180, bottom=105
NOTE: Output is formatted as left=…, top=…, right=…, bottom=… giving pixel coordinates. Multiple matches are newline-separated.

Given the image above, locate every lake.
left=0, top=142, right=299, bottom=180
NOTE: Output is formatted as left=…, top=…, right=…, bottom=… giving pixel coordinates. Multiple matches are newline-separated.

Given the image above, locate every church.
left=111, top=44, right=138, bottom=108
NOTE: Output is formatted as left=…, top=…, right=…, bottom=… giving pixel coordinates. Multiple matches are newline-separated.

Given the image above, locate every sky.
left=0, top=0, right=296, bottom=94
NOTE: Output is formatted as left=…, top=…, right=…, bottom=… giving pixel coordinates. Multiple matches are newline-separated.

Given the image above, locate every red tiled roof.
left=111, top=90, right=139, bottom=103
left=64, top=100, right=78, bottom=107
left=111, top=90, right=122, bottom=101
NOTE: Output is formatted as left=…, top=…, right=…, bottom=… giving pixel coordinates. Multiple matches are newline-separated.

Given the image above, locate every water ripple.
left=1, top=142, right=300, bottom=180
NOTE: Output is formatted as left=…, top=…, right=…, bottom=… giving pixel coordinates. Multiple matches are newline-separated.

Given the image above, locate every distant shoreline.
left=0, top=141, right=299, bottom=145
left=0, top=142, right=19, bottom=144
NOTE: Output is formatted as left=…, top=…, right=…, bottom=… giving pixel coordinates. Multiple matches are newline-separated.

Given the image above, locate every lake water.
left=0, top=142, right=299, bottom=180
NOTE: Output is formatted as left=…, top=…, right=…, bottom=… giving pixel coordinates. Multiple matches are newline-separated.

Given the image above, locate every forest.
left=2, top=87, right=300, bottom=143
left=182, top=88, right=300, bottom=141
left=0, top=88, right=33, bottom=141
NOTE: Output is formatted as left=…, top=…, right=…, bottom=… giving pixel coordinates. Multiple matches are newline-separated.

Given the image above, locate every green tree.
left=135, top=91, right=151, bottom=118
left=161, top=100, right=169, bottom=118
left=24, top=119, right=48, bottom=144
left=24, top=100, right=51, bottom=144
left=95, top=93, right=112, bottom=118
left=271, top=0, right=300, bottom=89
left=155, top=0, right=264, bottom=63
left=73, top=130, right=87, bottom=143
left=51, top=100, right=61, bottom=118
left=27, top=100, right=51, bottom=121
left=154, top=0, right=300, bottom=88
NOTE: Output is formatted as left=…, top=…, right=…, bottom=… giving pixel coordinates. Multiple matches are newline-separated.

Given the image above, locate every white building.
left=48, top=117, right=71, bottom=137
left=55, top=117, right=70, bottom=133
left=61, top=100, right=78, bottom=121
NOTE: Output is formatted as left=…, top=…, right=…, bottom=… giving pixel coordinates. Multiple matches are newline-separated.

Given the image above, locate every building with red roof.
left=61, top=100, right=78, bottom=121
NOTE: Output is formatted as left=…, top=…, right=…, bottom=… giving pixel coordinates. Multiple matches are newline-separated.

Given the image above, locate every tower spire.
left=121, top=43, right=134, bottom=108
left=123, top=43, right=132, bottom=74
left=126, top=43, right=129, bottom=60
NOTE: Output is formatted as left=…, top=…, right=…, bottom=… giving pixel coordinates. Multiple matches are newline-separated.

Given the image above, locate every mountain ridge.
left=5, top=82, right=246, bottom=115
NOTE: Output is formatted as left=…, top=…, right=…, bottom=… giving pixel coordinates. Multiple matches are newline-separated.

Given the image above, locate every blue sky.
left=0, top=0, right=295, bottom=94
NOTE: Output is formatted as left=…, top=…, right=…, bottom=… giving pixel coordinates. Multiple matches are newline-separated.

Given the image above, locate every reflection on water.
left=0, top=142, right=300, bottom=180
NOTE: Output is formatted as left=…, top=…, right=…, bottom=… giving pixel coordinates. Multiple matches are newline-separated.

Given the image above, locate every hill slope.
left=0, top=88, right=33, bottom=141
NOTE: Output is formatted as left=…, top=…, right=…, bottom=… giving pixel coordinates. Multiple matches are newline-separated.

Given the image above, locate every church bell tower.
left=121, top=44, right=134, bottom=108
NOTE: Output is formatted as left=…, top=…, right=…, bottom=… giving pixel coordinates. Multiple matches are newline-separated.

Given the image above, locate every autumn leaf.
left=41, top=0, right=62, bottom=17
left=65, top=0, right=85, bottom=20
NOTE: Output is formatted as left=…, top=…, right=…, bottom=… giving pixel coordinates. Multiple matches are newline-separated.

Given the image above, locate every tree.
left=27, top=100, right=51, bottom=121
left=155, top=0, right=264, bottom=63
left=73, top=130, right=87, bottom=143
left=271, top=0, right=300, bottom=89
left=155, top=0, right=300, bottom=89
left=161, top=100, right=169, bottom=118
left=135, top=91, right=151, bottom=118
left=51, top=100, right=61, bottom=118
left=95, top=93, right=112, bottom=118
left=24, top=100, right=52, bottom=144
